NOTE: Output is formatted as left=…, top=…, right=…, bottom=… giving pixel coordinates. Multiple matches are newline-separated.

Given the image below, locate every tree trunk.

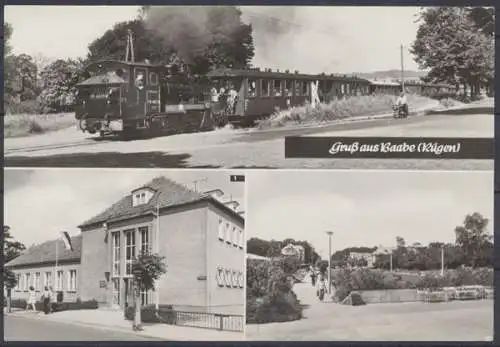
left=133, top=291, right=142, bottom=330
left=7, top=289, right=11, bottom=313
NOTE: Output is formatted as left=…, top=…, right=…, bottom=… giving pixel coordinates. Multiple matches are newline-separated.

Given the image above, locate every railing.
left=156, top=308, right=244, bottom=332
left=417, top=285, right=493, bottom=303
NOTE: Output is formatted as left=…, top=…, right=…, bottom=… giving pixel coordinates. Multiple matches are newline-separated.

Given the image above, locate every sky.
left=246, top=170, right=494, bottom=259
left=4, top=169, right=245, bottom=247
left=5, top=5, right=422, bottom=73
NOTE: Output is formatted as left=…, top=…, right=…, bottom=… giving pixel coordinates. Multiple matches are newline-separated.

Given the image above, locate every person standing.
left=310, top=270, right=317, bottom=287
left=49, top=286, right=57, bottom=313
left=41, top=286, right=51, bottom=314
left=26, top=286, right=37, bottom=312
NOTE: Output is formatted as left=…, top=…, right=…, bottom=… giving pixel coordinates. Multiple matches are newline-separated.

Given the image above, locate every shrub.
left=257, top=94, right=433, bottom=129
left=10, top=298, right=98, bottom=311
left=246, top=258, right=303, bottom=324
left=4, top=112, right=76, bottom=138
left=124, top=304, right=175, bottom=324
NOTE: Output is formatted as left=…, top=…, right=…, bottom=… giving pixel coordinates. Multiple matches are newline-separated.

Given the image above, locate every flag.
left=61, top=231, right=73, bottom=251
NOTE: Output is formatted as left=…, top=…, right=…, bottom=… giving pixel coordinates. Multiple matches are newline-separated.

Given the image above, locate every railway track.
left=4, top=139, right=110, bottom=155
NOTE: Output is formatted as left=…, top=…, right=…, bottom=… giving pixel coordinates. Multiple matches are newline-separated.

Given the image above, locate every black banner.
left=285, top=137, right=494, bottom=160
left=230, top=175, right=245, bottom=182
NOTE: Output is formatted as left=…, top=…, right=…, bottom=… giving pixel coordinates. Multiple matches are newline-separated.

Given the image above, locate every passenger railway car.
left=206, top=68, right=370, bottom=125
left=75, top=60, right=213, bottom=136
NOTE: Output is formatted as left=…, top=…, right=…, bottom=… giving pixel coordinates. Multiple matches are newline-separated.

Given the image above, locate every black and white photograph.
left=3, top=6, right=494, bottom=170
left=245, top=170, right=493, bottom=341
left=3, top=169, right=246, bottom=341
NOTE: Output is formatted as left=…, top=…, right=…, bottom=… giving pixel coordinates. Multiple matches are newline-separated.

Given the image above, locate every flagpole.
left=155, top=203, right=160, bottom=311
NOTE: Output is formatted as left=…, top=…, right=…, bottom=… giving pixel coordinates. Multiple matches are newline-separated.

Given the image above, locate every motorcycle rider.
left=396, top=91, right=409, bottom=116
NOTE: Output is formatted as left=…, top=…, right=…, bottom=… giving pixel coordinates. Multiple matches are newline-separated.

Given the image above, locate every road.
left=4, top=314, right=166, bottom=341
left=4, top=104, right=493, bottom=170
left=246, top=276, right=493, bottom=341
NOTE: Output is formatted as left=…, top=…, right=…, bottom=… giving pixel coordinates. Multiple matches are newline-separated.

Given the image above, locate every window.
left=55, top=271, right=63, bottom=290
left=139, top=226, right=150, bottom=254
left=239, top=272, right=244, bottom=288
left=141, top=290, right=149, bottom=306
left=346, top=83, right=350, bottom=94
left=261, top=79, right=270, bottom=97
left=225, top=223, right=231, bottom=243
left=67, top=270, right=77, bottom=292
left=125, top=229, right=136, bottom=276
left=44, top=272, right=52, bottom=288
left=232, top=226, right=237, bottom=247
left=225, top=269, right=232, bottom=287
left=24, top=273, right=30, bottom=291
left=239, top=229, right=244, bottom=249
left=149, top=72, right=159, bottom=86
left=302, top=81, right=310, bottom=96
left=273, top=80, right=282, bottom=96
left=341, top=84, right=345, bottom=94
left=218, top=218, right=224, bottom=240
left=112, top=231, right=121, bottom=277
left=284, top=80, right=293, bottom=96
left=294, top=81, right=302, bottom=96
left=15, top=274, right=20, bottom=290
left=247, top=79, right=257, bottom=97
left=112, top=278, right=120, bottom=306
left=34, top=272, right=41, bottom=291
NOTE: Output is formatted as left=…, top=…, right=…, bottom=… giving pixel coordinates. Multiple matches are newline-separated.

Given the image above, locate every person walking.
left=26, top=286, right=37, bottom=312
left=310, top=270, right=317, bottom=287
left=317, top=274, right=327, bottom=302
left=41, top=286, right=52, bottom=314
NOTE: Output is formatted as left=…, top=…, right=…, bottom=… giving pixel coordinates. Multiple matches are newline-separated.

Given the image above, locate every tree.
left=4, top=226, right=26, bottom=313
left=467, top=7, right=495, bottom=37
left=4, top=23, right=17, bottom=110
left=455, top=212, right=492, bottom=268
left=411, top=7, right=494, bottom=96
left=38, top=59, right=85, bottom=112
left=131, top=251, right=167, bottom=331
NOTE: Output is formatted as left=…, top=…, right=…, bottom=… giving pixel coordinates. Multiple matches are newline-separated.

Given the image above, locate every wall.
left=156, top=203, right=208, bottom=310
left=206, top=204, right=245, bottom=315
left=10, top=262, right=81, bottom=303
left=80, top=224, right=109, bottom=304
left=357, top=289, right=418, bottom=304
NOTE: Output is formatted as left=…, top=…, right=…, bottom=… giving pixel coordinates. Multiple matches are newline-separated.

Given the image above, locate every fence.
left=417, top=286, right=493, bottom=303
left=157, top=308, right=244, bottom=332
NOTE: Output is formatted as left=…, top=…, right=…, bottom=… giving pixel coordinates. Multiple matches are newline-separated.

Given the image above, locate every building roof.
left=206, top=68, right=365, bottom=82
left=79, top=176, right=244, bottom=229
left=6, top=235, right=82, bottom=269
left=77, top=72, right=127, bottom=86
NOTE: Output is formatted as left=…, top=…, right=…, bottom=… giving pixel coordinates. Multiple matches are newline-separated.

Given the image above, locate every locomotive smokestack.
left=126, top=29, right=135, bottom=63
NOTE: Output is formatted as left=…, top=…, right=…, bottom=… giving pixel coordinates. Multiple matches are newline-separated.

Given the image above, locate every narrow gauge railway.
left=73, top=31, right=454, bottom=138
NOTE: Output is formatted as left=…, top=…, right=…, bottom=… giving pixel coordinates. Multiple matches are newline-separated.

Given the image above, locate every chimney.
left=294, top=70, right=299, bottom=74
left=224, top=201, right=240, bottom=212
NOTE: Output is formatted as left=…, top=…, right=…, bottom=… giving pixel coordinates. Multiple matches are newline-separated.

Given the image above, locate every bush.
left=330, top=267, right=493, bottom=301
left=10, top=298, right=98, bottom=311
left=124, top=304, right=175, bottom=324
left=257, top=94, right=433, bottom=129
left=4, top=112, right=76, bottom=138
left=5, top=100, right=45, bottom=115
left=246, top=258, right=303, bottom=324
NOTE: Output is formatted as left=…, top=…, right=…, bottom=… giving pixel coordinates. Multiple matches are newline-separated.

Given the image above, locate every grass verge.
left=4, top=113, right=76, bottom=138
left=257, top=94, right=436, bottom=129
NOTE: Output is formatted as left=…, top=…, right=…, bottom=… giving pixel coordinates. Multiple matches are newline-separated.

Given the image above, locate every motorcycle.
left=392, top=104, right=409, bottom=119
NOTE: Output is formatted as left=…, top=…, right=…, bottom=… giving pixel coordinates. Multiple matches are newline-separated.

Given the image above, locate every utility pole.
left=441, top=245, right=445, bottom=276
left=400, top=44, right=405, bottom=93
left=389, top=250, right=393, bottom=272
left=326, top=231, right=333, bottom=295
left=192, top=177, right=208, bottom=192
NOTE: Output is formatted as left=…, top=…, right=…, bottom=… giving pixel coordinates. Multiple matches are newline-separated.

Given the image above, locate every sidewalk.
left=5, top=308, right=244, bottom=341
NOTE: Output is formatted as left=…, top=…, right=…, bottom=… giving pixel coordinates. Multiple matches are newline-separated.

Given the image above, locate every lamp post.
left=326, top=231, right=333, bottom=294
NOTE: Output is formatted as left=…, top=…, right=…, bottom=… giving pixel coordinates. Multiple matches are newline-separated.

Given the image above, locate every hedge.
left=124, top=304, right=176, bottom=324
left=331, top=267, right=493, bottom=302
left=10, top=298, right=98, bottom=312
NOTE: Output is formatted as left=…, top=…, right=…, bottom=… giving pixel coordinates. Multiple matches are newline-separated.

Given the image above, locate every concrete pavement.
left=4, top=308, right=244, bottom=341
left=246, top=274, right=494, bottom=341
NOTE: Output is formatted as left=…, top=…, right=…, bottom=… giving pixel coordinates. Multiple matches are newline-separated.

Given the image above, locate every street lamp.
left=326, top=231, right=333, bottom=295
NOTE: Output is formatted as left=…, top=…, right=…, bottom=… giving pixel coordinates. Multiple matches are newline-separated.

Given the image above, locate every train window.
left=294, top=81, right=302, bottom=96
left=302, top=81, right=310, bottom=96
left=273, top=80, right=282, bottom=97
left=247, top=79, right=257, bottom=97
left=284, top=80, right=293, bottom=97
left=261, top=79, right=270, bottom=97
left=149, top=72, right=159, bottom=86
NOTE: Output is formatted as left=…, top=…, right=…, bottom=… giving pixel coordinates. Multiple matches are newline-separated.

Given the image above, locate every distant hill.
left=352, top=70, right=428, bottom=81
